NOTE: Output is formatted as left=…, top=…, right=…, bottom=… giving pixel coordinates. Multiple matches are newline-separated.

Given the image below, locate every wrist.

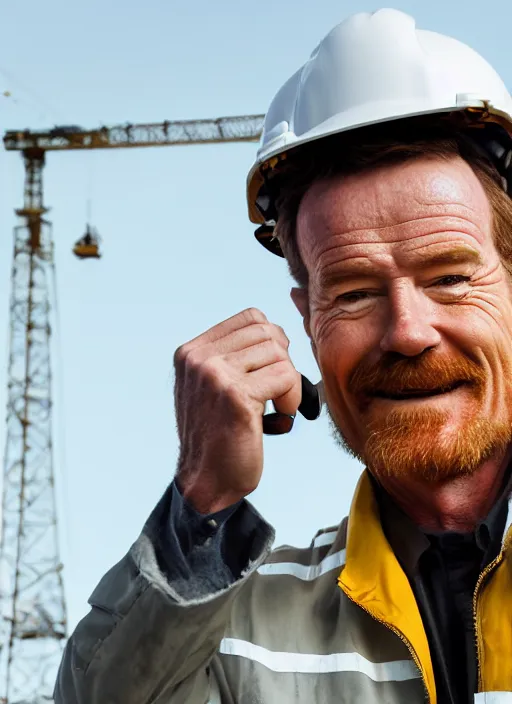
left=175, top=474, right=244, bottom=515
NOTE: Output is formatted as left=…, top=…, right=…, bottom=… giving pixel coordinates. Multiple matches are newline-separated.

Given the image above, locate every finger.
left=224, top=339, right=288, bottom=372
left=189, top=323, right=290, bottom=364
left=221, top=323, right=289, bottom=355
left=248, top=362, right=302, bottom=417
left=185, top=308, right=268, bottom=350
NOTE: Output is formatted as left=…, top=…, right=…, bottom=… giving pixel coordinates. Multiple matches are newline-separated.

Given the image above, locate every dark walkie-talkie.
left=262, top=375, right=323, bottom=435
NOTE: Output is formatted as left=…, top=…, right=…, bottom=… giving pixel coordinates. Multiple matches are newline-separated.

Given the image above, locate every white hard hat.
left=247, top=8, right=512, bottom=251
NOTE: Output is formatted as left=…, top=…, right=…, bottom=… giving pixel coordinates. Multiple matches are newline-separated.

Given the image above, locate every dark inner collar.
left=370, top=465, right=512, bottom=575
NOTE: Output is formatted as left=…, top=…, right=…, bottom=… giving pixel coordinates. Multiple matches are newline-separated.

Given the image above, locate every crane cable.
left=0, top=64, right=66, bottom=124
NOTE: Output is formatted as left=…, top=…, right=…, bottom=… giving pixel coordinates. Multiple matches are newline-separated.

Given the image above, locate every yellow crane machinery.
left=1, top=114, right=264, bottom=703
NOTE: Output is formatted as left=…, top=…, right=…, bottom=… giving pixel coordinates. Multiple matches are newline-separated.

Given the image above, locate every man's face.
left=294, top=155, right=512, bottom=482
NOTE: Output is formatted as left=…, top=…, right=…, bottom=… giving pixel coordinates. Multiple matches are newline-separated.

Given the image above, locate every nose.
left=380, top=281, right=441, bottom=357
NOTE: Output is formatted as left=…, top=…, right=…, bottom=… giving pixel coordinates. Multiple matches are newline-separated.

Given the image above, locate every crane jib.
left=3, top=115, right=264, bottom=152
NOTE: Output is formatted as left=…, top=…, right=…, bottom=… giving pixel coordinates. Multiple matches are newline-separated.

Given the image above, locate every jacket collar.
left=337, top=471, right=436, bottom=704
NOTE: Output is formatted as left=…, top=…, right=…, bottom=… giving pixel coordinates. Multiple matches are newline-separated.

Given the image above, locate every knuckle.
left=254, top=323, right=272, bottom=341
left=199, top=356, right=221, bottom=380
left=250, top=323, right=275, bottom=344
left=176, top=344, right=202, bottom=370
left=199, top=358, right=231, bottom=393
left=268, top=339, right=287, bottom=360
left=175, top=345, right=222, bottom=385
left=224, top=380, right=245, bottom=404
left=184, top=348, right=204, bottom=370
left=276, top=325, right=290, bottom=347
left=282, top=360, right=295, bottom=377
left=279, top=361, right=298, bottom=384
left=243, top=307, right=267, bottom=325
left=173, top=343, right=190, bottom=367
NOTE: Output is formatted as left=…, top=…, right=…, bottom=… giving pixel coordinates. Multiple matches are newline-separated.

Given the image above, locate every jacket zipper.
left=472, top=549, right=505, bottom=691
left=340, top=584, right=430, bottom=703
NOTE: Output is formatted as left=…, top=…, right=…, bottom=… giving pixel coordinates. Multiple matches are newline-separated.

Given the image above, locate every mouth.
left=370, top=380, right=467, bottom=401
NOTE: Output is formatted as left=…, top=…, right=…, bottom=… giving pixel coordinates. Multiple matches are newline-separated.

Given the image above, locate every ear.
left=290, top=287, right=312, bottom=340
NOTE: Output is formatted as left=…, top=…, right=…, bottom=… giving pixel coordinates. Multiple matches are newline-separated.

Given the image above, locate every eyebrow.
left=319, top=259, right=376, bottom=290
left=318, top=246, right=483, bottom=289
left=411, top=247, right=483, bottom=268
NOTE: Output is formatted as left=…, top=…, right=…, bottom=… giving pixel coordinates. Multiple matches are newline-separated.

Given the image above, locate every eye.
left=434, top=275, right=471, bottom=286
left=337, top=291, right=370, bottom=304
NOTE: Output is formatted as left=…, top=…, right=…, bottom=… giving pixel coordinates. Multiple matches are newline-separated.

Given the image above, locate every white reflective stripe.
left=312, top=530, right=338, bottom=549
left=475, top=694, right=512, bottom=703
left=257, top=548, right=346, bottom=580
left=502, top=495, right=512, bottom=548
left=219, top=637, right=420, bottom=682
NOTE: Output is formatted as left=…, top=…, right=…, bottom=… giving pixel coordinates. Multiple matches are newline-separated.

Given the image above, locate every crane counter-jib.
left=2, top=115, right=265, bottom=152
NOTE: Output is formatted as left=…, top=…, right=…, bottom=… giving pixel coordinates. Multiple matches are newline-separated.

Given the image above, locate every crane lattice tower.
left=0, top=114, right=264, bottom=703
left=0, top=147, right=66, bottom=704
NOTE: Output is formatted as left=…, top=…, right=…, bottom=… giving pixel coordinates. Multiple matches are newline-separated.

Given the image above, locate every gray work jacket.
left=54, top=471, right=512, bottom=703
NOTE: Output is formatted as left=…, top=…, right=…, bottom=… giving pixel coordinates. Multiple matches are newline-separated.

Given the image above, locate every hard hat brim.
left=247, top=99, right=512, bottom=224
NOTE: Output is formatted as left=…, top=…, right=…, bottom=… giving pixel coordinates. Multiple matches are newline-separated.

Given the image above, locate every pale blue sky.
left=1, top=0, right=511, bottom=633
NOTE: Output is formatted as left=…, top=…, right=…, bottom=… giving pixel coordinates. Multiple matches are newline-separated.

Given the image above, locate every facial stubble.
left=328, top=356, right=512, bottom=484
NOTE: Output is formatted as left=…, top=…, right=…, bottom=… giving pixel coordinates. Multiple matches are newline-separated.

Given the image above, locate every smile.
left=371, top=380, right=467, bottom=401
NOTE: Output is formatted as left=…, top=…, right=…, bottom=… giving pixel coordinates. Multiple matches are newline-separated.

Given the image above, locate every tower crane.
left=0, top=113, right=264, bottom=703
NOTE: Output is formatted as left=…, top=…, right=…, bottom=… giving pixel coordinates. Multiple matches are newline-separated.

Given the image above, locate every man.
left=55, top=9, right=512, bottom=704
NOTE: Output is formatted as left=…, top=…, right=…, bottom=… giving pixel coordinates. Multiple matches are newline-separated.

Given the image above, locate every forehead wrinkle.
left=303, top=170, right=487, bottom=230
left=309, top=208, right=485, bottom=242
left=313, top=236, right=485, bottom=292
left=307, top=214, right=486, bottom=270
left=300, top=195, right=489, bottom=256
left=297, top=155, right=493, bottom=275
